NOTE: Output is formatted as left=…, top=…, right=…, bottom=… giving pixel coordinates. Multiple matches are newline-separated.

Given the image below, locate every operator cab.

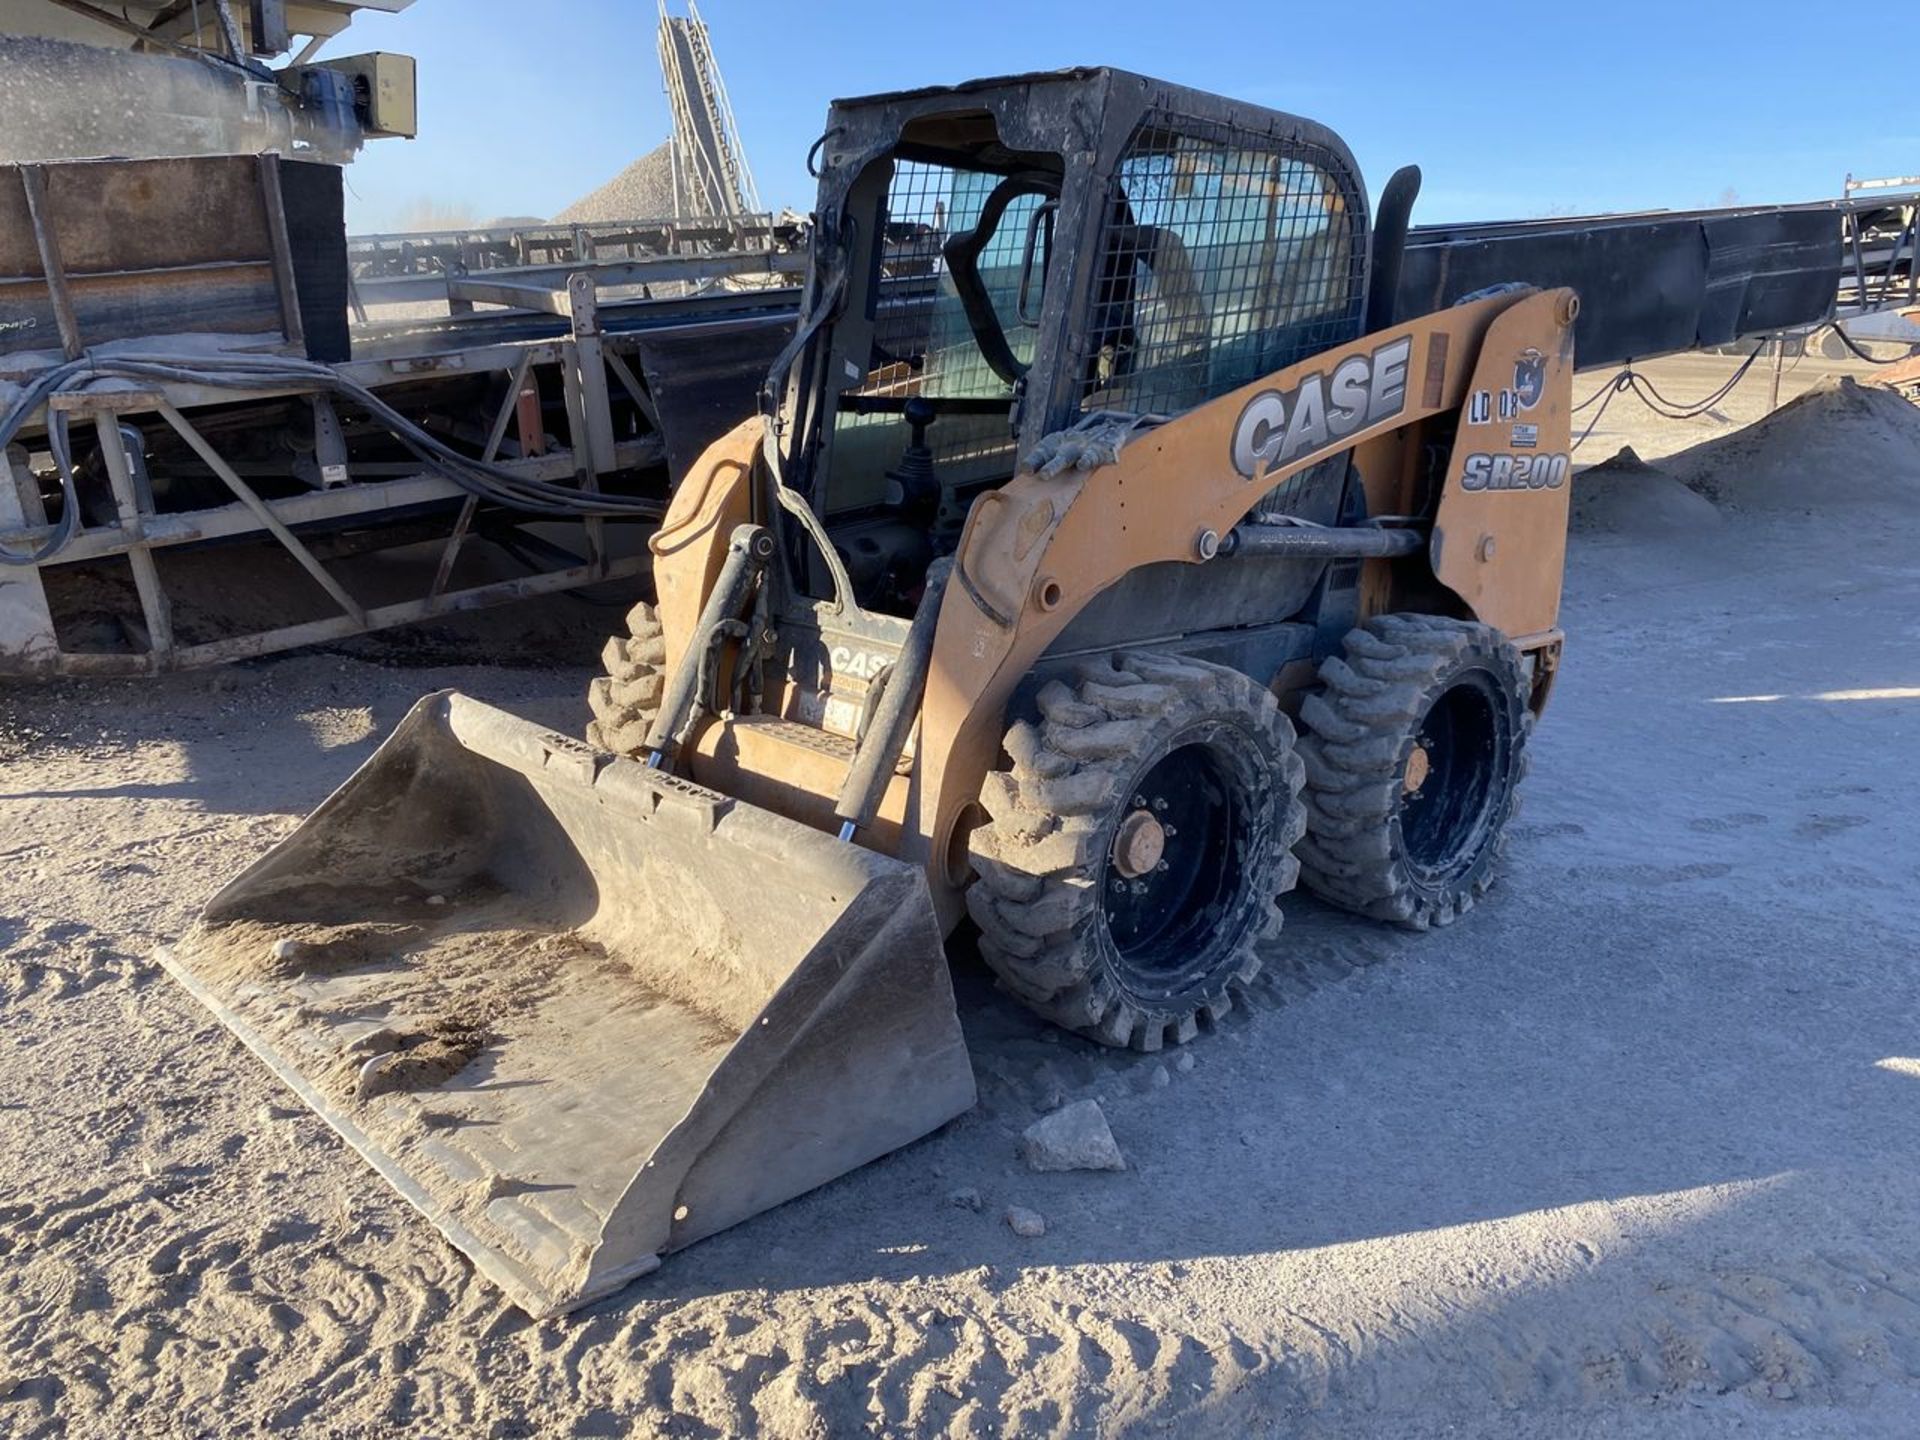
left=771, top=69, right=1372, bottom=620
left=795, top=104, right=1063, bottom=613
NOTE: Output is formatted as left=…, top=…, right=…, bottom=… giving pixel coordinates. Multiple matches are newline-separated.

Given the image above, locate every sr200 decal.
left=1461, top=452, right=1569, bottom=492
left=1230, top=337, right=1413, bottom=480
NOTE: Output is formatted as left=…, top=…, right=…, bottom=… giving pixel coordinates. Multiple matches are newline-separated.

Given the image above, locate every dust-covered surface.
left=168, top=885, right=745, bottom=1317
left=177, top=902, right=601, bottom=1111
left=0, top=38, right=274, bottom=164
left=3, top=354, right=1920, bottom=1437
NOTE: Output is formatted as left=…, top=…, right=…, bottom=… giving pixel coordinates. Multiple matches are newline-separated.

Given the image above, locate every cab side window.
left=1083, top=120, right=1364, bottom=417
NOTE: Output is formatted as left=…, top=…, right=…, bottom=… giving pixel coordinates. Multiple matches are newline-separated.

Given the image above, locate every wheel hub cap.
left=1110, top=808, right=1167, bottom=879
left=1403, top=742, right=1432, bottom=796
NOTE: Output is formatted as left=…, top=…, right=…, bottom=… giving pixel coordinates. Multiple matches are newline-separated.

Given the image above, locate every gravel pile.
left=555, top=142, right=679, bottom=224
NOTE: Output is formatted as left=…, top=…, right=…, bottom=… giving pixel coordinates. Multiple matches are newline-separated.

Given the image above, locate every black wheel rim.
left=1399, top=668, right=1511, bottom=883
left=1101, top=738, right=1248, bottom=991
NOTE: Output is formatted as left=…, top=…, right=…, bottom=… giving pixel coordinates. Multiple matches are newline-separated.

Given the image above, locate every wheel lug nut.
left=1162, top=824, right=1177, bottom=838
left=1132, top=794, right=1148, bottom=809
left=1110, top=878, right=1127, bottom=893
left=1152, top=796, right=1168, bottom=812
left=1155, top=859, right=1169, bottom=873
left=1130, top=880, right=1148, bottom=895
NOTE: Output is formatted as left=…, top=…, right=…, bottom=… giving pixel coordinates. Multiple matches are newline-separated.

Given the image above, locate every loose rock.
left=948, top=1187, right=983, bottom=1212
left=1020, top=1099, right=1126, bottom=1172
left=1031, top=1062, right=1067, bottom=1112
left=1005, top=1206, right=1046, bottom=1238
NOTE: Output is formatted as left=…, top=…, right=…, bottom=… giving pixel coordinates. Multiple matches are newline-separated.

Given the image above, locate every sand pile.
left=555, top=143, right=679, bottom=224
left=1571, top=446, right=1723, bottom=536
left=1664, top=376, right=1920, bottom=511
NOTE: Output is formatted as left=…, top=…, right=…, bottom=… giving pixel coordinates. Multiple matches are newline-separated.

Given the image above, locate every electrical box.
left=312, top=52, right=418, bottom=140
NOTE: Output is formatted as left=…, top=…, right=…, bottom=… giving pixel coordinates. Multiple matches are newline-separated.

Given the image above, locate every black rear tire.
left=967, top=651, right=1306, bottom=1051
left=1296, top=614, right=1531, bottom=930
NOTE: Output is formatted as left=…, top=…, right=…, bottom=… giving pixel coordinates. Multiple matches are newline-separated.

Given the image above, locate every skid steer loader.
left=161, top=69, right=1575, bottom=1315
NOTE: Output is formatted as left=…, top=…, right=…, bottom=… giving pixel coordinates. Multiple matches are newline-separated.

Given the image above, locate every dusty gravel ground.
left=3, top=355, right=1919, bottom=1438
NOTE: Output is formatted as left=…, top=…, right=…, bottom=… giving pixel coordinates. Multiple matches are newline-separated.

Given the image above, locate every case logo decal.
left=1230, top=337, right=1413, bottom=480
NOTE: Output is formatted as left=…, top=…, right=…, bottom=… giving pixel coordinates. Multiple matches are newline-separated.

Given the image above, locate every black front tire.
left=967, top=651, right=1307, bottom=1051
left=585, top=600, right=667, bottom=756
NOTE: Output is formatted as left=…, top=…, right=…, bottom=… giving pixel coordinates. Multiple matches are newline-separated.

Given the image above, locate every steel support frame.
left=428, top=248, right=807, bottom=313
left=349, top=213, right=794, bottom=273
left=1836, top=189, right=1920, bottom=316
left=0, top=339, right=654, bottom=677
left=349, top=214, right=803, bottom=310
left=83, top=399, right=175, bottom=658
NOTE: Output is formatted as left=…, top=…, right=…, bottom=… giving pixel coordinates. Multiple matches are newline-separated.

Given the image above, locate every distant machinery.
left=656, top=0, right=760, bottom=220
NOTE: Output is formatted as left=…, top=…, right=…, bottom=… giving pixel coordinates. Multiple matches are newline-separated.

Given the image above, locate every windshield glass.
left=829, top=158, right=1054, bottom=505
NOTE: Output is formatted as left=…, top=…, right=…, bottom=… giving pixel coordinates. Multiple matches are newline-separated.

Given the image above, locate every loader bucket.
left=158, top=692, right=975, bottom=1317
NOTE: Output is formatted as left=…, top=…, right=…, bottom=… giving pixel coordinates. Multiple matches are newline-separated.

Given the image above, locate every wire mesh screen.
left=1082, top=115, right=1366, bottom=418
left=835, top=159, right=1048, bottom=483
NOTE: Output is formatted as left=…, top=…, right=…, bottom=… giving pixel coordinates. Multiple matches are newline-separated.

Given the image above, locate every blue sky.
left=334, top=0, right=1917, bottom=234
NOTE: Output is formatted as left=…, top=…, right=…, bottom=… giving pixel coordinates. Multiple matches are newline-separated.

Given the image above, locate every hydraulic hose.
left=0, top=359, right=89, bottom=565
left=0, top=350, right=667, bottom=567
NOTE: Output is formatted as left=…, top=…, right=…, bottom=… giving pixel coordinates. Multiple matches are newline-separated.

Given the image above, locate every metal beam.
left=154, top=400, right=368, bottom=626
left=170, top=551, right=648, bottom=670
left=442, top=250, right=806, bottom=316
left=0, top=439, right=663, bottom=565
left=430, top=350, right=532, bottom=599
left=20, top=167, right=83, bottom=361
left=256, top=153, right=308, bottom=351
left=89, top=414, right=174, bottom=665
left=10, top=550, right=650, bottom=677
